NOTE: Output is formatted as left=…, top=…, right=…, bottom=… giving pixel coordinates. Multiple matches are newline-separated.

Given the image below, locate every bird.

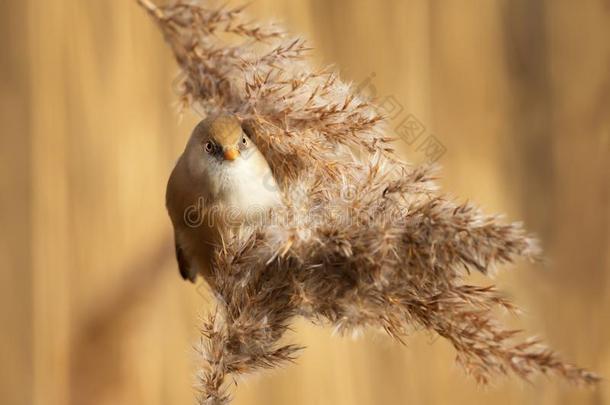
left=166, top=114, right=282, bottom=283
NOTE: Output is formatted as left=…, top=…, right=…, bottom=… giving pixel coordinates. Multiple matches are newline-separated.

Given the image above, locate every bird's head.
left=182, top=114, right=269, bottom=196
left=194, top=114, right=251, bottom=160
left=184, top=114, right=253, bottom=170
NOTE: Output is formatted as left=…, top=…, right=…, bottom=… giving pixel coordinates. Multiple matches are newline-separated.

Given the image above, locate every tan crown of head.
left=203, top=114, right=243, bottom=146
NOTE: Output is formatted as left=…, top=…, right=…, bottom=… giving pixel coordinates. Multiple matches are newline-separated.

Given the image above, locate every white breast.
left=209, top=152, right=282, bottom=217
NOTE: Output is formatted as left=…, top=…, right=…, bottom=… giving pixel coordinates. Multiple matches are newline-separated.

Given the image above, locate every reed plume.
left=136, top=1, right=600, bottom=403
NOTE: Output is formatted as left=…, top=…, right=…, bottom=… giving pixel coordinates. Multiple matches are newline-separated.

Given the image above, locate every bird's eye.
left=204, top=142, right=214, bottom=153
left=241, top=136, right=248, bottom=146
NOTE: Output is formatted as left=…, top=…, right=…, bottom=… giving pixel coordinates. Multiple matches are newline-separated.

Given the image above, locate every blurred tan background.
left=1, top=1, right=609, bottom=404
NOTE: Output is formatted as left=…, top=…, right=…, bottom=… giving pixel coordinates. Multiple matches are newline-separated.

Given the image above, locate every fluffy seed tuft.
left=137, top=1, right=600, bottom=403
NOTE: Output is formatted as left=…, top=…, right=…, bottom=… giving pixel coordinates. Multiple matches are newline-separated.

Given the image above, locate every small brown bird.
left=166, top=115, right=282, bottom=282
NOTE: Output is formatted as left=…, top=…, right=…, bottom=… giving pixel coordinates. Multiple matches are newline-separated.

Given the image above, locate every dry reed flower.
left=136, top=1, right=600, bottom=403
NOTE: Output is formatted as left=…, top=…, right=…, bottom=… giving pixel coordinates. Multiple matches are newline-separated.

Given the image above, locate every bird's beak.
left=223, top=147, right=240, bottom=161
